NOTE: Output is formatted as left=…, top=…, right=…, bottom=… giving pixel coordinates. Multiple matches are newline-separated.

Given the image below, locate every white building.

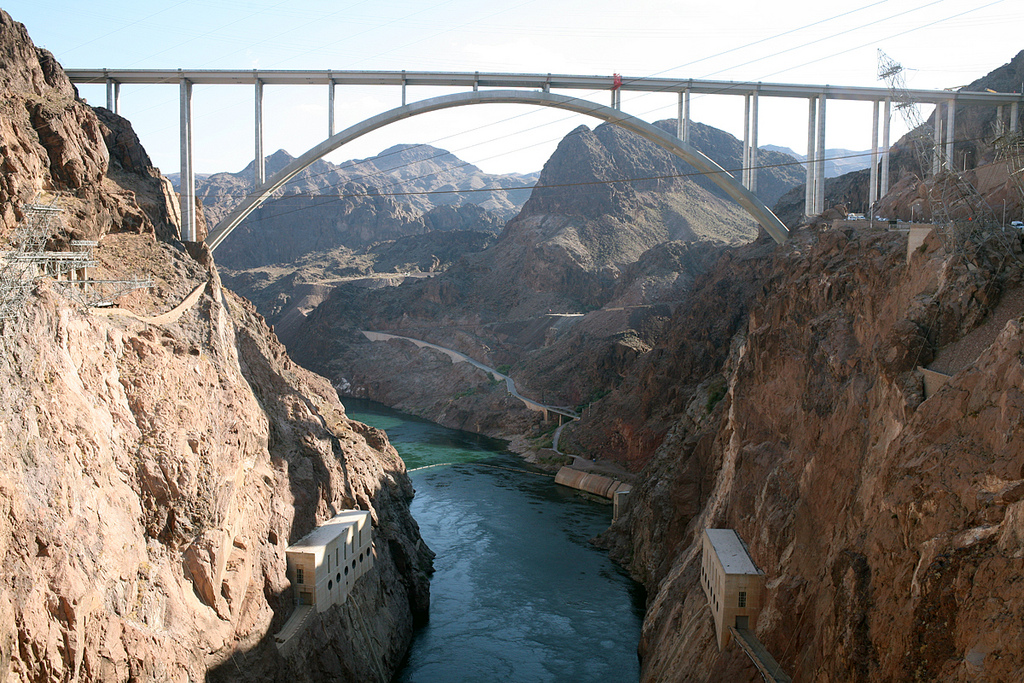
left=285, top=510, right=374, bottom=612
left=700, top=528, right=765, bottom=649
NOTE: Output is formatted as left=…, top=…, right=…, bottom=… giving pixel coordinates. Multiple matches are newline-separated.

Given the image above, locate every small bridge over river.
left=66, top=68, right=1023, bottom=249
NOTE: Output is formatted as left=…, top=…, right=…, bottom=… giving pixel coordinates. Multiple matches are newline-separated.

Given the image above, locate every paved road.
left=361, top=330, right=578, bottom=422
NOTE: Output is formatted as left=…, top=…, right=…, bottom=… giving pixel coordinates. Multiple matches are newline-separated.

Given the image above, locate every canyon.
left=234, top=53, right=1024, bottom=683
left=5, top=2, right=1024, bottom=680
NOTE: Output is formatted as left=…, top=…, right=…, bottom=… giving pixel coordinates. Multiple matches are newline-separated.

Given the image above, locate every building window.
left=738, top=591, right=747, bottom=608
left=296, top=568, right=304, bottom=585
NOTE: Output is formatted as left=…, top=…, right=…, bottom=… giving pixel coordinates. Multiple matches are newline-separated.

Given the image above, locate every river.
left=343, top=400, right=644, bottom=683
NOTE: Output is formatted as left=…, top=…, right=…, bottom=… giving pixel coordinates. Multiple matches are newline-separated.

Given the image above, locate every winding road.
left=360, top=330, right=579, bottom=425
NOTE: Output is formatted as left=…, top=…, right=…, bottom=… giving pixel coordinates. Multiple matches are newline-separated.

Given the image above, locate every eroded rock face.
left=0, top=262, right=431, bottom=682
left=0, top=10, right=431, bottom=681
left=595, top=226, right=1024, bottom=681
left=0, top=11, right=182, bottom=244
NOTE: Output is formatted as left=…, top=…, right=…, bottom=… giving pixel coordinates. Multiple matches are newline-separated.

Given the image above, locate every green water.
left=344, top=399, right=644, bottom=683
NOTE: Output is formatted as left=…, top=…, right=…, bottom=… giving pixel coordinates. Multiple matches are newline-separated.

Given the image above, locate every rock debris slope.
left=0, top=9, right=430, bottom=682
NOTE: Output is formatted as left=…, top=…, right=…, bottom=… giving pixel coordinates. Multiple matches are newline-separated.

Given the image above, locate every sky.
left=7, top=0, right=1023, bottom=178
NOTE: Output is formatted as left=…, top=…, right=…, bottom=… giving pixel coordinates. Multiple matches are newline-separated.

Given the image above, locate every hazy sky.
left=8, top=0, right=1022, bottom=176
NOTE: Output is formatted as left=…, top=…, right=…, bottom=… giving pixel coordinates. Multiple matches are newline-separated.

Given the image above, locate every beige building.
left=700, top=528, right=765, bottom=649
left=286, top=510, right=374, bottom=612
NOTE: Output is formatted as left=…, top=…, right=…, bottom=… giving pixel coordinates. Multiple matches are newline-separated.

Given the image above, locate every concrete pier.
left=814, top=93, right=826, bottom=215
left=748, top=90, right=759, bottom=194
left=945, top=97, right=956, bottom=170
left=870, top=100, right=879, bottom=210
left=105, top=76, right=119, bottom=114
left=805, top=97, right=816, bottom=217
left=328, top=74, right=335, bottom=137
left=255, top=77, right=264, bottom=186
left=881, top=98, right=891, bottom=197
left=178, top=76, right=195, bottom=242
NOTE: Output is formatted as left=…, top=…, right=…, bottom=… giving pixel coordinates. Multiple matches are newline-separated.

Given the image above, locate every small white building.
left=285, top=510, right=374, bottom=613
left=700, top=528, right=765, bottom=650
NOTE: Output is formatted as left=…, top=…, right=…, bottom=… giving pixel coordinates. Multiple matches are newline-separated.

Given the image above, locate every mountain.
left=672, top=121, right=804, bottom=207
left=190, top=145, right=539, bottom=270
left=0, top=9, right=430, bottom=680
left=762, top=143, right=873, bottom=177
left=281, top=117, right=804, bottom=435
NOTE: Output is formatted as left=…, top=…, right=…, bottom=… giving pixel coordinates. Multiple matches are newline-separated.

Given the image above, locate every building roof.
left=287, top=510, right=370, bottom=552
left=705, top=529, right=761, bottom=575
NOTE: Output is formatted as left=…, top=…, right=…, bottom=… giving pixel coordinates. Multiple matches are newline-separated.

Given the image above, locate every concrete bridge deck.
left=66, top=68, right=1024, bottom=106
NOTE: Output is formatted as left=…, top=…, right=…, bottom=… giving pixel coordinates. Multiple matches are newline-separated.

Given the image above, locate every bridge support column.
left=750, top=89, right=759, bottom=195
left=677, top=91, right=684, bottom=139
left=255, top=78, right=265, bottom=186
left=814, top=94, right=826, bottom=215
left=997, top=105, right=1005, bottom=135
left=328, top=76, right=335, bottom=137
left=805, top=96, right=816, bottom=217
left=401, top=70, right=407, bottom=106
left=881, top=98, right=891, bottom=198
left=105, top=77, right=120, bottom=114
left=682, top=88, right=691, bottom=143
left=870, top=100, right=879, bottom=211
left=1012, top=102, right=1019, bottom=132
left=932, top=102, right=943, bottom=176
left=179, top=76, right=196, bottom=242
left=742, top=94, right=750, bottom=188
left=945, top=97, right=956, bottom=170
left=676, top=89, right=691, bottom=142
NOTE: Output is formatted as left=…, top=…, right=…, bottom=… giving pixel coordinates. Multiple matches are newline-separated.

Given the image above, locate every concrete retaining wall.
left=555, top=466, right=631, bottom=500
left=919, top=366, right=952, bottom=399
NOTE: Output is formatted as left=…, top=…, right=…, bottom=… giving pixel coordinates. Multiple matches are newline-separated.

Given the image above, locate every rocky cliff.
left=585, top=224, right=1024, bottom=681
left=0, top=10, right=430, bottom=681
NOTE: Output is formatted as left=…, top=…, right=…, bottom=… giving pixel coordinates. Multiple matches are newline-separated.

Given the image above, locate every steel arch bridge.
left=204, top=89, right=789, bottom=250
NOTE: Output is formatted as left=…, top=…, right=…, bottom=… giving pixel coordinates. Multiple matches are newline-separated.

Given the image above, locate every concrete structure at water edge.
left=554, top=466, right=631, bottom=500
left=700, top=528, right=765, bottom=650
left=285, top=510, right=374, bottom=612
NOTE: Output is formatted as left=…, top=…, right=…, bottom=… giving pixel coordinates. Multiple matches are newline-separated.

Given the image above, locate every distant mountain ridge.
left=192, top=144, right=539, bottom=269
left=762, top=144, right=872, bottom=177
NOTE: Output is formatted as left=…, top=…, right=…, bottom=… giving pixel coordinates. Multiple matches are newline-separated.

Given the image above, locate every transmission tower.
left=1, top=198, right=152, bottom=329
left=878, top=49, right=935, bottom=180
left=0, top=201, right=66, bottom=324
left=878, top=50, right=1005, bottom=253
left=995, top=128, right=1024, bottom=212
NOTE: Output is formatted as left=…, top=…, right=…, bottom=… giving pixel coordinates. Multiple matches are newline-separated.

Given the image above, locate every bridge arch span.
left=205, top=90, right=788, bottom=251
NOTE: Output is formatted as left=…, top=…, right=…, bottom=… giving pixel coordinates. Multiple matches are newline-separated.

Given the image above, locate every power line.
left=201, top=0, right=1003, bottom=212
left=221, top=132, right=995, bottom=228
